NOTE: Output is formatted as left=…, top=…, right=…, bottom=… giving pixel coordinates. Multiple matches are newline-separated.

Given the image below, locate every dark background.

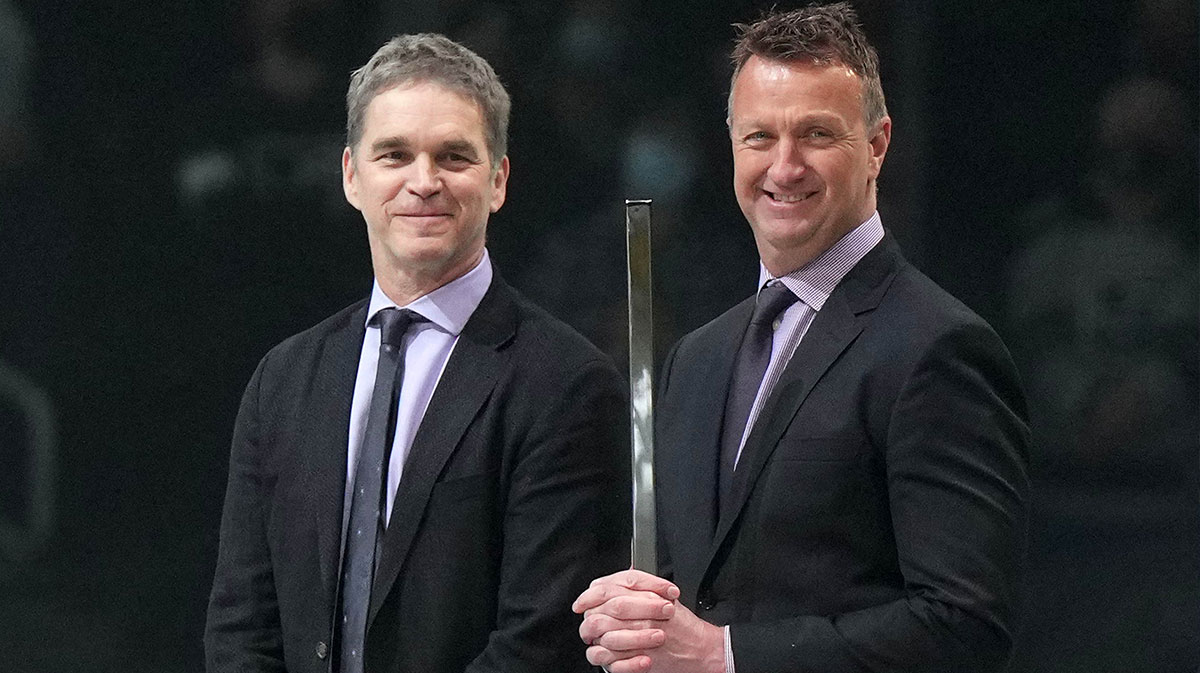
left=1, top=1, right=1196, bottom=671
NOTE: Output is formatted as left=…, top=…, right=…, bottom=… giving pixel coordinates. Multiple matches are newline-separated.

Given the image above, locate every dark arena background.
left=1, top=1, right=1196, bottom=670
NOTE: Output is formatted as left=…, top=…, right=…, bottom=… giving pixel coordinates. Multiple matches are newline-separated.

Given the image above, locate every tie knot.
left=375, top=307, right=425, bottom=348
left=751, top=282, right=797, bottom=326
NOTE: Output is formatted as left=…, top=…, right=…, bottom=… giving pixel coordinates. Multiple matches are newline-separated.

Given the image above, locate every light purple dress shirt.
left=344, top=250, right=492, bottom=529
left=732, top=211, right=884, bottom=467
left=724, top=212, right=884, bottom=672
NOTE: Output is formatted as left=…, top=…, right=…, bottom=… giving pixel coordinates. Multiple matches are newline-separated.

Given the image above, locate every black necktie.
left=339, top=307, right=421, bottom=673
left=719, top=282, right=798, bottom=508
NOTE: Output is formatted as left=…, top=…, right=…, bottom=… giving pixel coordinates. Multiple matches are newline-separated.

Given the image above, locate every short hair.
left=345, top=33, right=510, bottom=167
left=729, top=2, right=887, bottom=128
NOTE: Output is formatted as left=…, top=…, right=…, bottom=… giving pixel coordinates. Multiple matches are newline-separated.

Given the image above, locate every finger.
left=576, top=568, right=639, bottom=607
left=593, top=627, right=666, bottom=652
left=573, top=583, right=632, bottom=613
left=574, top=582, right=678, bottom=614
left=606, top=654, right=654, bottom=673
left=597, top=569, right=681, bottom=599
left=586, top=645, right=652, bottom=670
left=573, top=573, right=634, bottom=613
left=582, top=594, right=676, bottom=621
left=579, top=612, right=668, bottom=643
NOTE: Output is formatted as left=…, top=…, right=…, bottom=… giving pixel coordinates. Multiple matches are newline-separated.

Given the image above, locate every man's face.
left=343, top=81, right=508, bottom=289
left=729, top=56, right=890, bottom=276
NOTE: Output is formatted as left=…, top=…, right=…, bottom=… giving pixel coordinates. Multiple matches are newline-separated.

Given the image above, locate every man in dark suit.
left=205, top=34, right=629, bottom=673
left=573, top=4, right=1030, bottom=672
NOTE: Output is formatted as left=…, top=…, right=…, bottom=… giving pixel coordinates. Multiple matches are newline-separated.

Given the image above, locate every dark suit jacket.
left=655, top=234, right=1030, bottom=672
left=205, top=274, right=630, bottom=673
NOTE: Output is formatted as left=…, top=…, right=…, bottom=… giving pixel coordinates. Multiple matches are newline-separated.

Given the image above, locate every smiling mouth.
left=765, top=190, right=818, bottom=203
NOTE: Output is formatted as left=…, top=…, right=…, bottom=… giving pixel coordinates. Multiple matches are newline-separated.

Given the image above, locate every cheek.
left=733, top=162, right=758, bottom=193
left=361, top=173, right=403, bottom=203
left=735, top=152, right=773, bottom=180
left=816, top=158, right=851, bottom=187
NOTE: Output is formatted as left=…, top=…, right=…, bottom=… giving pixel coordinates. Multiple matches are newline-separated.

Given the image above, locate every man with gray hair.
left=574, top=4, right=1029, bottom=672
left=206, top=34, right=629, bottom=673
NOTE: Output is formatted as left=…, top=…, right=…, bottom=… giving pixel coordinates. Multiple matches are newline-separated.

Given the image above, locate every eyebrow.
left=803, top=113, right=847, bottom=128
left=440, top=139, right=480, bottom=157
left=369, top=136, right=481, bottom=159
left=370, top=136, right=410, bottom=155
left=731, top=114, right=853, bottom=139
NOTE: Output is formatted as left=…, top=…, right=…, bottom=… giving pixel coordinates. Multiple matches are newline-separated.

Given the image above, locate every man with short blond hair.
left=575, top=5, right=1030, bottom=672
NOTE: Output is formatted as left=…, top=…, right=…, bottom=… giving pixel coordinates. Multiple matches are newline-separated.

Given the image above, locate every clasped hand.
left=572, top=570, right=725, bottom=673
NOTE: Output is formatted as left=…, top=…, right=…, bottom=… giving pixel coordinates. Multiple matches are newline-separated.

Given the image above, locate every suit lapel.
left=367, top=276, right=516, bottom=626
left=304, top=303, right=368, bottom=608
left=667, top=298, right=753, bottom=573
left=704, top=236, right=903, bottom=573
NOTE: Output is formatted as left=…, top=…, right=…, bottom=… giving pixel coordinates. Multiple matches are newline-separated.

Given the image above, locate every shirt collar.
left=757, top=211, right=884, bottom=311
left=366, top=249, right=493, bottom=336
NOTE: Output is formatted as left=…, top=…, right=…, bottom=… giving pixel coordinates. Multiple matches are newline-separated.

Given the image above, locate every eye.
left=743, top=130, right=772, bottom=145
left=440, top=151, right=478, bottom=168
left=380, top=150, right=411, bottom=163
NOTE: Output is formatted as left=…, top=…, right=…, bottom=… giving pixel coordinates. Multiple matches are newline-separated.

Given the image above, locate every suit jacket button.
left=697, top=595, right=714, bottom=610
left=316, top=641, right=328, bottom=659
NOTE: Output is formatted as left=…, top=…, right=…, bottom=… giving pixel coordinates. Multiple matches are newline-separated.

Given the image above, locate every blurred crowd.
left=0, top=0, right=1195, bottom=671
left=1001, top=1, right=1198, bottom=667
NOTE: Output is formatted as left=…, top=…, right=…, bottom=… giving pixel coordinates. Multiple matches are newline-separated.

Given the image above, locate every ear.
left=342, top=146, right=361, bottom=210
left=489, top=155, right=510, bottom=213
left=867, top=116, right=891, bottom=179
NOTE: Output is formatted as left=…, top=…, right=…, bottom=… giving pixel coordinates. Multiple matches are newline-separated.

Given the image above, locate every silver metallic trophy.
left=625, top=199, right=656, bottom=572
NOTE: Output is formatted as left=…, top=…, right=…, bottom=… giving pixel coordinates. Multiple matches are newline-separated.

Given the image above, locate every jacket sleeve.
left=204, top=356, right=288, bottom=672
left=466, top=356, right=632, bottom=673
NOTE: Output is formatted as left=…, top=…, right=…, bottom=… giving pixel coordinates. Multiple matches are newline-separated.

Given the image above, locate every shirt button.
left=316, top=641, right=328, bottom=659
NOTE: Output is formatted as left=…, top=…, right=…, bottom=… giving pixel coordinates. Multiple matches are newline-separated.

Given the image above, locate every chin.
left=403, top=247, right=456, bottom=269
left=754, top=218, right=819, bottom=243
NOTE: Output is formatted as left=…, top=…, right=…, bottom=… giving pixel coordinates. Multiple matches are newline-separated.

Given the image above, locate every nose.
left=766, top=138, right=806, bottom=186
left=406, top=154, right=441, bottom=198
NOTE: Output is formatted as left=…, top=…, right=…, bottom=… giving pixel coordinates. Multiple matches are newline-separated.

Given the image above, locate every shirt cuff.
left=723, top=625, right=736, bottom=673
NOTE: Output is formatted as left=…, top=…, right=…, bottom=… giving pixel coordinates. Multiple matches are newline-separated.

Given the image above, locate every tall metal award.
left=625, top=199, right=656, bottom=572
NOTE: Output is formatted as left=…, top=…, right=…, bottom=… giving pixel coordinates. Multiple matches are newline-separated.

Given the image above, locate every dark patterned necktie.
left=339, top=307, right=421, bottom=673
left=719, top=283, right=797, bottom=508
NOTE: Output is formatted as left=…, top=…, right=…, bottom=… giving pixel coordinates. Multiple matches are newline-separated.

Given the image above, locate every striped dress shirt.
left=731, top=211, right=884, bottom=468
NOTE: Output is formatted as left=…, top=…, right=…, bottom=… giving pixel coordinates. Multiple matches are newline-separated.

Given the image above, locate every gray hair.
left=345, top=33, right=510, bottom=167
left=729, top=2, right=887, bottom=128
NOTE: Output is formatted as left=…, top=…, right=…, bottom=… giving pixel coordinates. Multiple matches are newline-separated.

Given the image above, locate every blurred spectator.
left=0, top=2, right=60, bottom=561
left=0, top=360, right=56, bottom=563
left=374, top=0, right=516, bottom=72
left=173, top=0, right=374, bottom=382
left=513, top=86, right=754, bottom=370
left=1005, top=76, right=1199, bottom=671
left=0, top=0, right=31, bottom=169
left=514, top=105, right=704, bottom=366
left=1130, top=0, right=1198, bottom=90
